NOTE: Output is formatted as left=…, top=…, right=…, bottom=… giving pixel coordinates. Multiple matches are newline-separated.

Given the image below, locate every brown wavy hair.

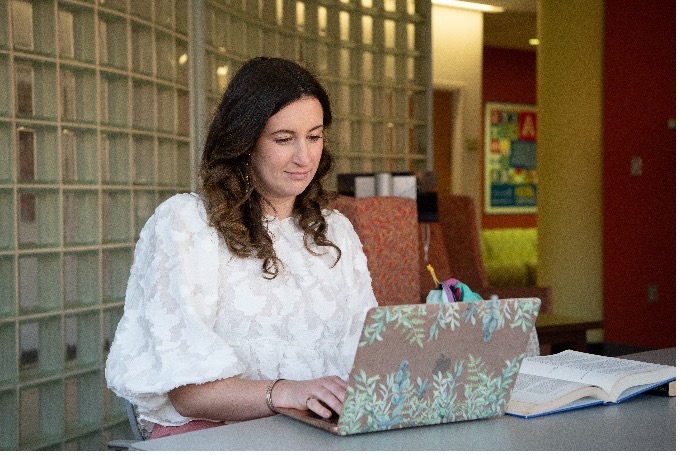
left=199, top=57, right=340, bottom=279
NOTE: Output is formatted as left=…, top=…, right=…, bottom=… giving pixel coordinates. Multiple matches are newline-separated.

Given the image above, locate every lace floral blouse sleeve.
left=105, top=193, right=245, bottom=425
left=325, top=211, right=378, bottom=373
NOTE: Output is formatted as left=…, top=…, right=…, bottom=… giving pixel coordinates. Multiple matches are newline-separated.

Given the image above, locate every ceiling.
left=439, top=0, right=538, bottom=51
left=483, top=10, right=537, bottom=51
left=466, top=0, right=537, bottom=13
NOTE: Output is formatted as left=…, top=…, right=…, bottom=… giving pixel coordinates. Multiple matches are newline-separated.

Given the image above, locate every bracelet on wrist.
left=265, top=378, right=283, bottom=414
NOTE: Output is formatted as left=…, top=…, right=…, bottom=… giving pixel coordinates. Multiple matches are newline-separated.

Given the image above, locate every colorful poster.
left=484, top=102, right=537, bottom=214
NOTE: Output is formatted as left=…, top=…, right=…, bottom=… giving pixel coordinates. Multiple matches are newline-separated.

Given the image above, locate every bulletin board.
left=484, top=102, right=538, bottom=214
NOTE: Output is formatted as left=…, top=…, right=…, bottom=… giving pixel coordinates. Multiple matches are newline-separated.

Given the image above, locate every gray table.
left=132, top=349, right=676, bottom=451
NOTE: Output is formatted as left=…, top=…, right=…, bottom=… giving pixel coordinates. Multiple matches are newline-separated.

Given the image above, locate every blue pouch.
left=426, top=277, right=483, bottom=303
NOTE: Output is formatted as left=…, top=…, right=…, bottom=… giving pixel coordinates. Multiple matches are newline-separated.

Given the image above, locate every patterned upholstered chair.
left=330, top=195, right=421, bottom=306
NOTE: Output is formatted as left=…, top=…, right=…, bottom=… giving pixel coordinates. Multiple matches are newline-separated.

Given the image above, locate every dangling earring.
left=239, top=168, right=250, bottom=188
left=240, top=155, right=251, bottom=188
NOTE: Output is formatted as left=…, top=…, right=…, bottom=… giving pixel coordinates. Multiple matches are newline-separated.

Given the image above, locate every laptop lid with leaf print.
left=276, top=297, right=541, bottom=435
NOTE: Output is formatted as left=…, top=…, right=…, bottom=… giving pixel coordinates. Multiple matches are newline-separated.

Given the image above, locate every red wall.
left=481, top=46, right=537, bottom=229
left=484, top=5, right=675, bottom=348
left=603, top=0, right=676, bottom=348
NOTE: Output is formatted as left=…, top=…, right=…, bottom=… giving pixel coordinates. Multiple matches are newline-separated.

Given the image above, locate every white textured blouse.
left=105, top=193, right=378, bottom=426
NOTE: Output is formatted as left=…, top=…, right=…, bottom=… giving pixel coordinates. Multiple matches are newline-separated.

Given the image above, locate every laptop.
left=276, top=297, right=541, bottom=435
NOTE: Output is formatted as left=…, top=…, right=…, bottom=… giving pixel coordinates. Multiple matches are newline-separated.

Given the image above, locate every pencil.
left=426, top=264, right=439, bottom=287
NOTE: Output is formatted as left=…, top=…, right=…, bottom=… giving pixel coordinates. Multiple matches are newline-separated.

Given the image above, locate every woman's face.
left=251, top=96, right=324, bottom=218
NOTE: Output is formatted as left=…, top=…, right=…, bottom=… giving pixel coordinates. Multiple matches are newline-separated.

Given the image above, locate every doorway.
left=432, top=87, right=463, bottom=196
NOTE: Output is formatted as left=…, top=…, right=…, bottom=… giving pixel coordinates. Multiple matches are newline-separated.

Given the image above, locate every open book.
left=507, top=350, right=676, bottom=418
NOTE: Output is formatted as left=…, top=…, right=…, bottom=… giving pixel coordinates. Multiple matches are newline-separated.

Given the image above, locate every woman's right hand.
left=168, top=375, right=348, bottom=423
left=272, top=376, right=347, bottom=419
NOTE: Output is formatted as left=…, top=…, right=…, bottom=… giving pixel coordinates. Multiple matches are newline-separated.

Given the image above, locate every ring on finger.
left=305, top=396, right=316, bottom=408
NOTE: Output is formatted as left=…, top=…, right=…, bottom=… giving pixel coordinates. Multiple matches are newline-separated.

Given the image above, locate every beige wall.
left=537, top=0, right=604, bottom=337
left=431, top=6, right=483, bottom=212
left=432, top=2, right=605, bottom=341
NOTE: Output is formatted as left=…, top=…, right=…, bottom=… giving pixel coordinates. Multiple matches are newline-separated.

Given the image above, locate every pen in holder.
left=425, top=264, right=482, bottom=303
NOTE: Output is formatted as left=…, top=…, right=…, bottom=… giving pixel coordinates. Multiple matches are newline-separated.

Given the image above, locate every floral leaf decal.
left=429, top=301, right=461, bottom=341
left=338, top=353, right=525, bottom=435
left=425, top=298, right=540, bottom=343
left=481, top=299, right=503, bottom=342
left=510, top=298, right=540, bottom=333
left=360, top=306, right=428, bottom=347
left=462, top=300, right=478, bottom=324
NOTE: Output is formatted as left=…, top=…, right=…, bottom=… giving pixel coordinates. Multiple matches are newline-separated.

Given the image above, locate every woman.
left=105, top=57, right=378, bottom=438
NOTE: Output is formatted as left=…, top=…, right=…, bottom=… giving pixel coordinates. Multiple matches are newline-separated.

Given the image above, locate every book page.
left=511, top=373, right=588, bottom=405
left=519, top=350, right=674, bottom=396
left=507, top=373, right=608, bottom=417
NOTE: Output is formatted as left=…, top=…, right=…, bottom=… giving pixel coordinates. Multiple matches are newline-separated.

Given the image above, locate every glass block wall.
left=0, top=0, right=191, bottom=449
left=0, top=0, right=431, bottom=450
left=202, top=0, right=432, bottom=177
